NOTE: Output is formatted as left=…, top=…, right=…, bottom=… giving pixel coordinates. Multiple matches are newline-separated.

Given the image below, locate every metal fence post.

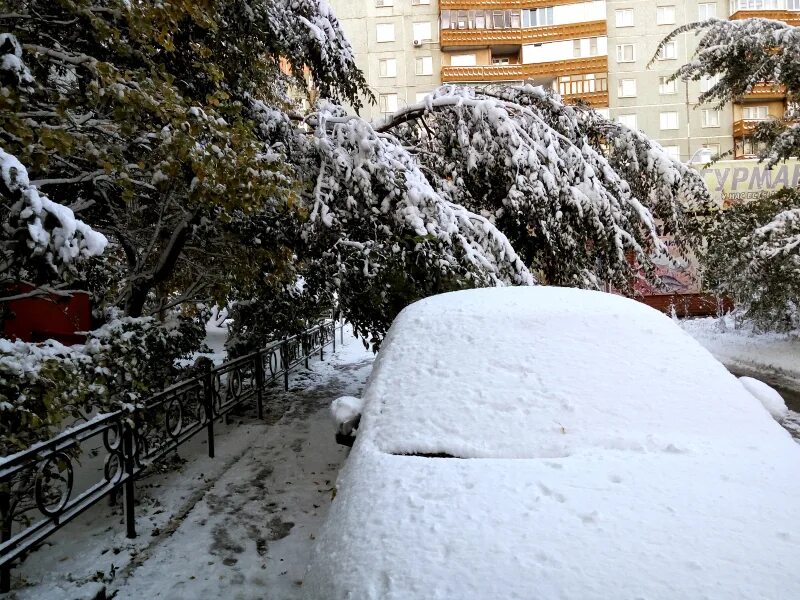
left=1, top=488, right=11, bottom=592
left=332, top=323, right=336, bottom=353
left=320, top=326, right=325, bottom=361
left=255, top=351, right=264, bottom=420
left=304, top=333, right=309, bottom=370
left=203, top=370, right=215, bottom=459
left=122, top=419, right=137, bottom=539
left=282, top=339, right=289, bottom=391
left=341, top=320, right=344, bottom=344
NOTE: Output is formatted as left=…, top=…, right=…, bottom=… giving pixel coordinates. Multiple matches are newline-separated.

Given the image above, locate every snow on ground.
left=305, top=288, right=800, bottom=600
left=681, top=315, right=800, bottom=437
left=9, top=327, right=374, bottom=600
left=681, top=315, right=800, bottom=391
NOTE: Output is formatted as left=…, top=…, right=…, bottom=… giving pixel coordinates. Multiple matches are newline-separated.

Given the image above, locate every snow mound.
left=739, top=376, right=789, bottom=421
left=330, top=396, right=363, bottom=435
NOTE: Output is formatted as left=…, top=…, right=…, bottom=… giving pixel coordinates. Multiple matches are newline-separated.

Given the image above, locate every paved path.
left=12, top=333, right=374, bottom=600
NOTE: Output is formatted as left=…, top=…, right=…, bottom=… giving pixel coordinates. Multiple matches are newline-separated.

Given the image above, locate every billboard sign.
left=695, top=158, right=800, bottom=208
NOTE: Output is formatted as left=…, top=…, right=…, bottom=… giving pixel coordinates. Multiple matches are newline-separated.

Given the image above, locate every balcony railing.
left=441, top=56, right=608, bottom=83
left=441, top=0, right=587, bottom=8
left=440, top=19, right=607, bottom=47
left=729, top=0, right=800, bottom=23
left=738, top=82, right=788, bottom=100
left=732, top=118, right=762, bottom=138
left=558, top=77, right=609, bottom=107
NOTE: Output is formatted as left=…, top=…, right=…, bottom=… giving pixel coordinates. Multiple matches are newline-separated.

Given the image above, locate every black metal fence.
left=0, top=319, right=343, bottom=592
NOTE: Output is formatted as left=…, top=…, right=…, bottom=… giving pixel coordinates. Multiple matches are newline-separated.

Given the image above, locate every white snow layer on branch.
left=754, top=208, right=800, bottom=261
left=1, top=147, right=107, bottom=267
left=309, top=103, right=534, bottom=286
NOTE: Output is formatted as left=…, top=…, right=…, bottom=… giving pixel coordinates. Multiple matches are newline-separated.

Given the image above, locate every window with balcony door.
left=701, top=74, right=720, bottom=93
left=660, top=111, right=679, bottom=130
left=739, top=138, right=767, bottom=157
left=659, top=76, right=677, bottom=94
left=492, top=57, right=511, bottom=65
left=663, top=146, right=681, bottom=160
left=618, top=114, right=638, bottom=129
left=440, top=8, right=551, bottom=30
left=415, top=56, right=433, bottom=76
left=413, top=22, right=432, bottom=41
left=376, top=23, right=395, bottom=43
left=616, top=44, right=635, bottom=63
left=789, top=0, right=800, bottom=9
left=735, top=0, right=778, bottom=9
left=379, top=93, right=398, bottom=114
left=615, top=9, right=634, bottom=27
left=743, top=105, right=770, bottom=120
left=450, top=53, right=477, bottom=67
left=657, top=41, right=677, bottom=60
left=379, top=58, right=397, bottom=78
left=618, top=78, right=637, bottom=97
left=702, top=109, right=721, bottom=127
left=698, top=2, right=717, bottom=19
left=558, top=73, right=605, bottom=96
left=656, top=6, right=676, bottom=24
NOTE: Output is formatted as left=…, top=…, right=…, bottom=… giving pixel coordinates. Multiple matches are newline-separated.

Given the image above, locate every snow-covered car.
left=304, top=287, right=800, bottom=600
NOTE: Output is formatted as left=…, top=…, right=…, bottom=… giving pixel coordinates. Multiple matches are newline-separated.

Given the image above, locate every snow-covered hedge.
left=0, top=313, right=205, bottom=456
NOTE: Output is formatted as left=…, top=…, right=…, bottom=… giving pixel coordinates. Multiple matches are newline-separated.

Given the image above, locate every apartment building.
left=331, top=0, right=798, bottom=162
left=329, top=0, right=443, bottom=121
left=438, top=1, right=610, bottom=111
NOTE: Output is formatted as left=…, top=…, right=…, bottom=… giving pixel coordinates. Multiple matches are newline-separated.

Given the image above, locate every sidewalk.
left=11, top=329, right=374, bottom=600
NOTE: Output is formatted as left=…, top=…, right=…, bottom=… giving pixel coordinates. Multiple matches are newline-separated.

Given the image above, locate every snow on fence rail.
left=0, top=319, right=342, bottom=592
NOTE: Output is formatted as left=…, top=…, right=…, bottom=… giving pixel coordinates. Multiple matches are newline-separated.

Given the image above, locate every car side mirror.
left=331, top=396, right=364, bottom=446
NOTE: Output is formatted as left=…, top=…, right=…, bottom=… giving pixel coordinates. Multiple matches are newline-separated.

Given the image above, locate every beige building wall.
left=329, top=0, right=442, bottom=122
left=606, top=0, right=734, bottom=163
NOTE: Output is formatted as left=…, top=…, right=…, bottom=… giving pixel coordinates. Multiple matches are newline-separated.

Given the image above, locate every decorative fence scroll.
left=0, top=319, right=343, bottom=592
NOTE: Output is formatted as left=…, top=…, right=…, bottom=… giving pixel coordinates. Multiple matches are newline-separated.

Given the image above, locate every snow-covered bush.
left=0, top=312, right=205, bottom=456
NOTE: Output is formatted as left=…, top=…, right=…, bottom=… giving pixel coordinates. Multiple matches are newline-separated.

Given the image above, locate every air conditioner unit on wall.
left=413, top=39, right=422, bottom=47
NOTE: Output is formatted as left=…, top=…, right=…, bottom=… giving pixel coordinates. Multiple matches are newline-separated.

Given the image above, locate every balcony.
left=732, top=118, right=762, bottom=138
left=441, top=0, right=587, bottom=8
left=559, top=77, right=609, bottom=107
left=729, top=0, right=800, bottom=24
left=738, top=82, right=788, bottom=101
left=440, top=19, right=607, bottom=47
left=441, top=55, right=608, bottom=82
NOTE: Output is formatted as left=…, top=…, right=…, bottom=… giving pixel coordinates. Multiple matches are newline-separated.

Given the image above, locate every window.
left=660, top=111, right=679, bottom=130
left=657, top=41, right=677, bottom=60
left=618, top=78, right=637, bottom=97
left=743, top=105, right=769, bottom=120
left=740, top=138, right=767, bottom=157
left=736, top=0, right=781, bottom=8
left=492, top=57, right=510, bottom=65
left=376, top=0, right=393, bottom=5
left=415, top=92, right=429, bottom=103
left=378, top=58, right=397, bottom=78
left=659, top=76, right=677, bottom=94
left=522, top=7, right=554, bottom=27
left=618, top=114, right=638, bottom=129
left=700, top=74, right=720, bottom=92
left=590, top=37, right=599, bottom=56
left=698, top=2, right=717, bottom=19
left=411, top=0, right=431, bottom=5
left=415, top=56, right=433, bottom=75
left=663, top=145, right=681, bottom=160
left=379, top=93, right=398, bottom=114
left=789, top=0, right=800, bottom=9
left=616, top=44, right=635, bottom=62
left=413, top=22, right=432, bottom=41
left=698, top=144, right=721, bottom=160
left=656, top=6, right=676, bottom=24
left=702, top=109, right=721, bottom=127
left=615, top=8, right=634, bottom=27
left=376, top=23, right=395, bottom=42
left=451, top=53, right=477, bottom=67
left=573, top=39, right=583, bottom=58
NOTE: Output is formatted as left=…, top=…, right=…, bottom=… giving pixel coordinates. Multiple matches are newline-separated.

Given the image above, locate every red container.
left=2, top=284, right=91, bottom=345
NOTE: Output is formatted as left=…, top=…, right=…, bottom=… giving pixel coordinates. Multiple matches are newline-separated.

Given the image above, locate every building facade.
left=331, top=0, right=799, bottom=162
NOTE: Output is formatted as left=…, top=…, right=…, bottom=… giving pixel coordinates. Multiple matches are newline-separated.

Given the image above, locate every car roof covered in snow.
left=304, top=287, right=800, bottom=600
